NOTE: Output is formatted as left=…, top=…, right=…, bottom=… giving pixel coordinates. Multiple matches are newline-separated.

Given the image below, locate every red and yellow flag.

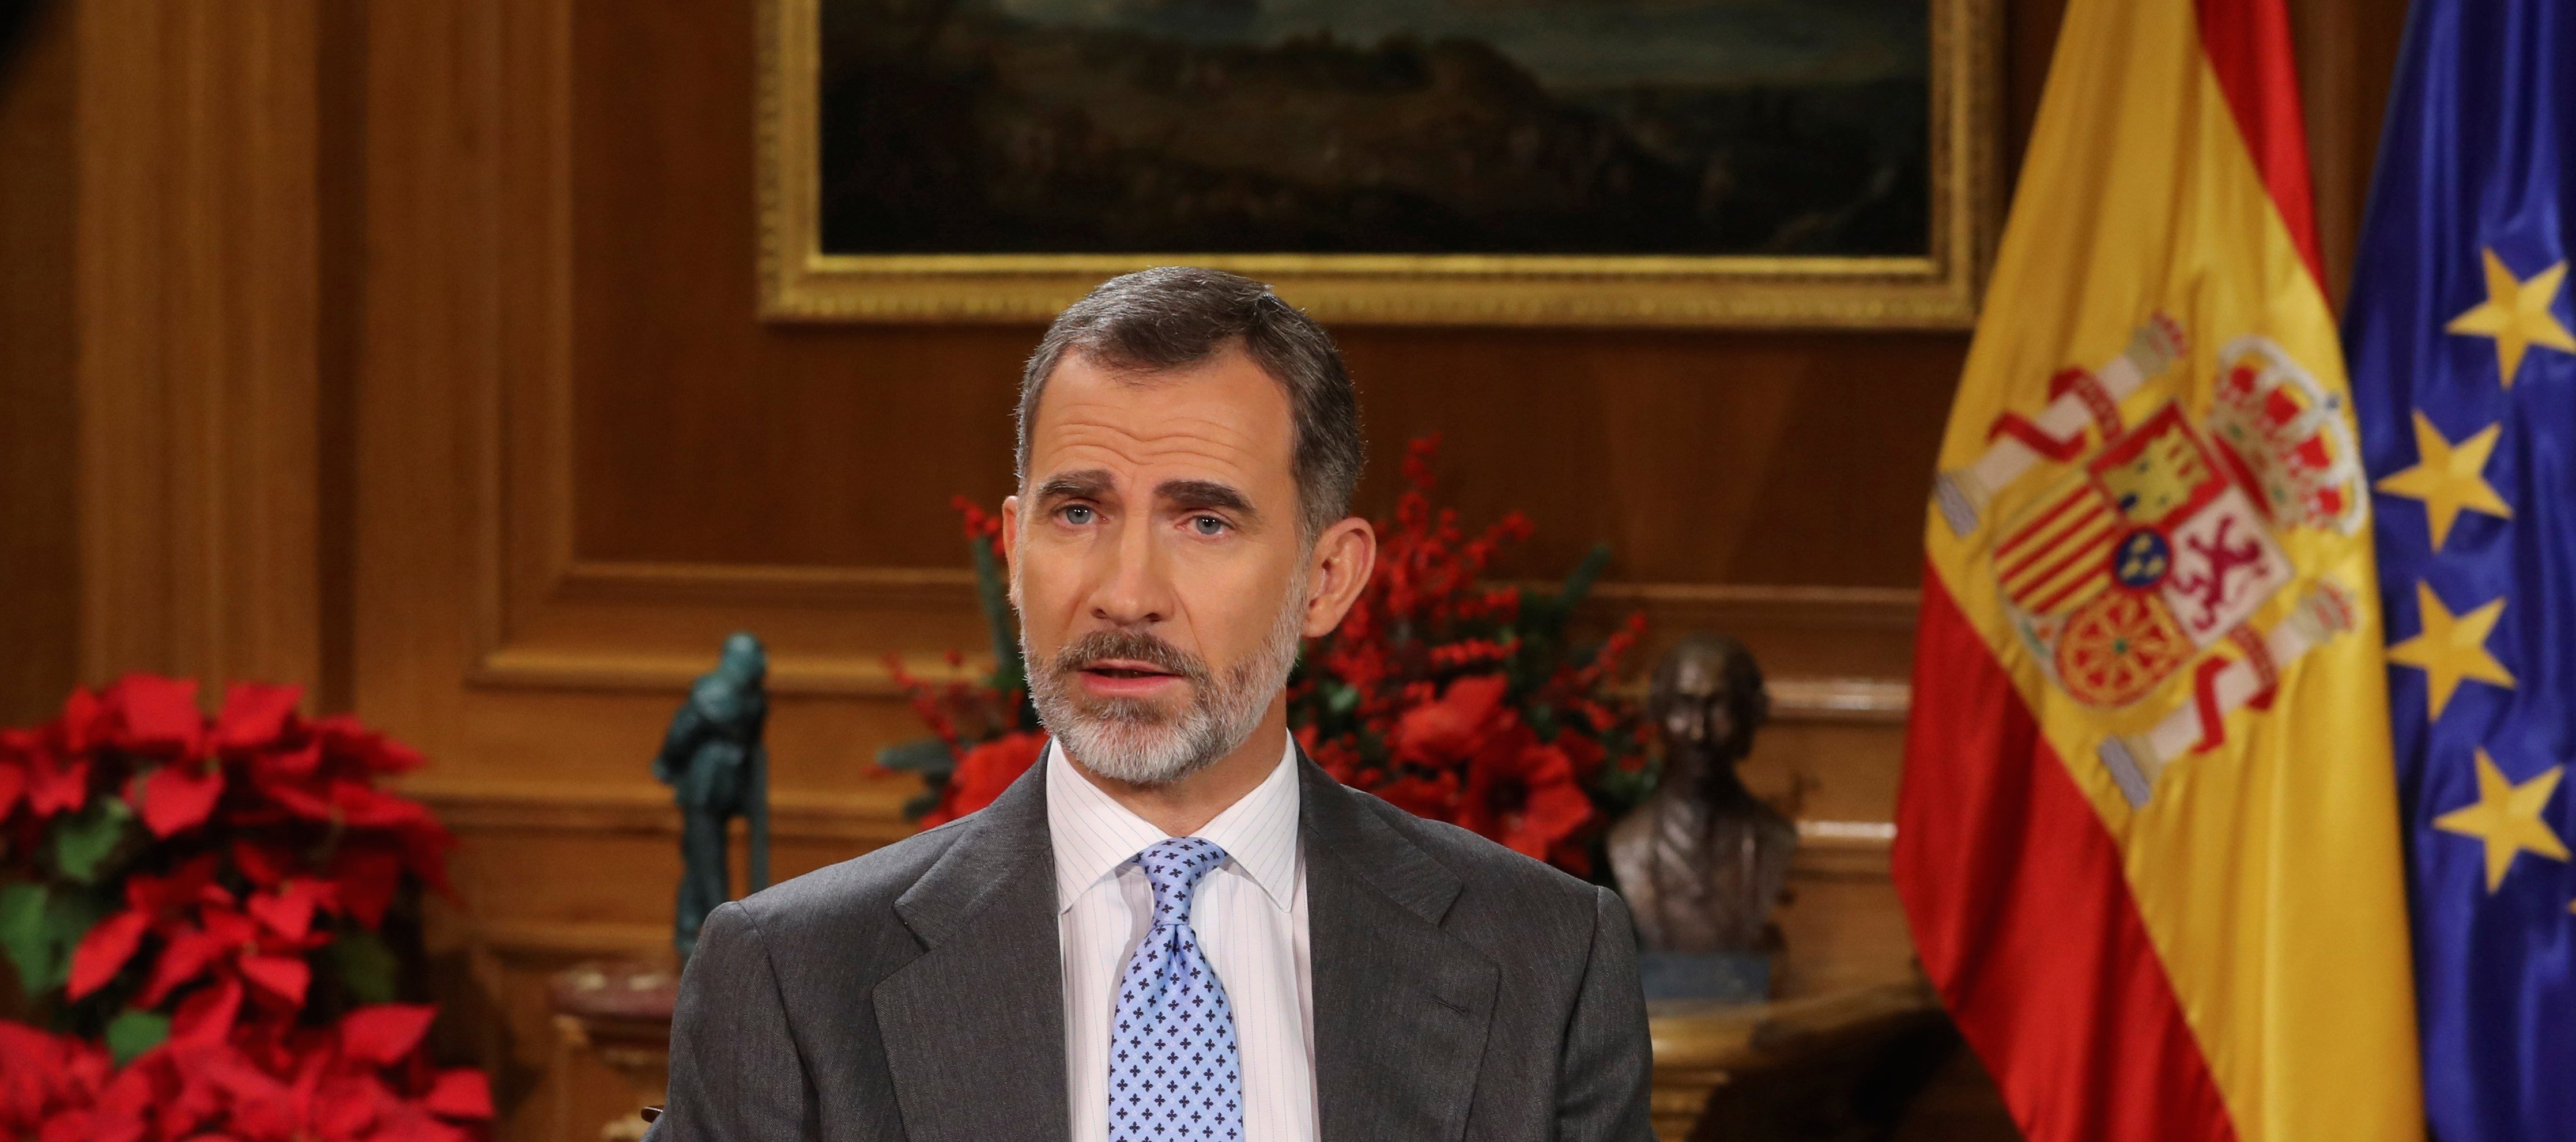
left=1892, top=2, right=2422, bottom=1141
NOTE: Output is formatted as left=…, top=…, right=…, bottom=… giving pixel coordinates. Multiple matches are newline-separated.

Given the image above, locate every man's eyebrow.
left=1156, top=478, right=1260, bottom=523
left=1032, top=469, right=1114, bottom=502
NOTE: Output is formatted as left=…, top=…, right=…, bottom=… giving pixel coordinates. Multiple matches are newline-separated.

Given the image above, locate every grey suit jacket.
left=647, top=748, right=1654, bottom=1141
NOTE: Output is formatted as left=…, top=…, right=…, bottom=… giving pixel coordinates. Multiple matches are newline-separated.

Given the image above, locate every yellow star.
left=2446, top=248, right=2576, bottom=387
left=2385, top=581, right=2515, bottom=719
left=2434, top=749, right=2567, bottom=891
left=2374, top=411, right=2511, bottom=549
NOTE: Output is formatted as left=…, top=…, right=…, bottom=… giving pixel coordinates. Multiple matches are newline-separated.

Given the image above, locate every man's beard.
left=1023, top=576, right=1306, bottom=786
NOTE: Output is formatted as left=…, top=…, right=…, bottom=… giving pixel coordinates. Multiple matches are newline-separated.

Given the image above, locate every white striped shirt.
left=1049, top=735, right=1316, bottom=1142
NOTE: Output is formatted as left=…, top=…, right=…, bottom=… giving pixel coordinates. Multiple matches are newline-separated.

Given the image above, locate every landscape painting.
left=758, top=0, right=1997, bottom=327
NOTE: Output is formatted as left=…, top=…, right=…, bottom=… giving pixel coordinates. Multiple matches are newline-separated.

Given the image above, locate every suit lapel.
left=1299, top=754, right=1498, bottom=1142
left=873, top=762, right=1070, bottom=1142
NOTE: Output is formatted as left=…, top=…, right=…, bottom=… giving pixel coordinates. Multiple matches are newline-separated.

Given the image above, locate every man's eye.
left=1190, top=515, right=1228, bottom=536
left=1060, top=505, right=1095, bottom=525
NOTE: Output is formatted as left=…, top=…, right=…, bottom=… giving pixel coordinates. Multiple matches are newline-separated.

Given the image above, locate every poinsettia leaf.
left=138, top=927, right=228, bottom=1007
left=139, top=760, right=224, bottom=838
left=214, top=681, right=302, bottom=748
left=231, top=838, right=294, bottom=887
left=103, top=1008, right=170, bottom=1064
left=341, top=1002, right=437, bottom=1066
left=0, top=882, right=52, bottom=988
left=69, top=909, right=152, bottom=999
left=326, top=928, right=401, bottom=1004
left=330, top=845, right=404, bottom=929
left=424, top=1068, right=495, bottom=1120
left=52, top=796, right=135, bottom=883
left=372, top=1108, right=474, bottom=1142
left=169, top=974, right=243, bottom=1046
left=263, top=740, right=325, bottom=781
left=108, top=674, right=203, bottom=750
left=27, top=751, right=90, bottom=817
left=246, top=884, right=316, bottom=940
left=238, top=951, right=311, bottom=1005
left=0, top=761, right=25, bottom=819
left=366, top=736, right=427, bottom=776
left=329, top=781, right=429, bottom=830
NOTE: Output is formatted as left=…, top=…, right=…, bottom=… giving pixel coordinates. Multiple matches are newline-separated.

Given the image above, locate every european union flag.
left=2345, top=1, right=2576, bottom=1139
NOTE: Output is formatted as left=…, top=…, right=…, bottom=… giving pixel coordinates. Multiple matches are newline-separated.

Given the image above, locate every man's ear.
left=1300, top=516, right=1377, bottom=638
left=1000, top=494, right=1022, bottom=608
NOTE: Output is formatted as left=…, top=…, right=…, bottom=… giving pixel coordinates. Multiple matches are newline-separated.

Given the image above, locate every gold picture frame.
left=756, top=0, right=2001, bottom=329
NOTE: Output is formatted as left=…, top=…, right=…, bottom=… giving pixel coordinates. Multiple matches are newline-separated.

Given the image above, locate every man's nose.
left=1089, top=513, right=1174, bottom=627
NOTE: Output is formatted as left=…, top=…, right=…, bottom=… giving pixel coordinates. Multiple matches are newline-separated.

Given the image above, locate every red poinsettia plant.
left=883, top=436, right=1655, bottom=876
left=1, top=1004, right=489, bottom=1142
left=0, top=676, right=491, bottom=1141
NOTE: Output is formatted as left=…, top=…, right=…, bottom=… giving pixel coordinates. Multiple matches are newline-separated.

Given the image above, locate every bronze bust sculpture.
left=1609, top=634, right=1794, bottom=999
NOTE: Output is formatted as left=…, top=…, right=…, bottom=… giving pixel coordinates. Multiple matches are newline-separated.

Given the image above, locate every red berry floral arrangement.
left=884, top=436, right=1655, bottom=876
left=0, top=676, right=492, bottom=1142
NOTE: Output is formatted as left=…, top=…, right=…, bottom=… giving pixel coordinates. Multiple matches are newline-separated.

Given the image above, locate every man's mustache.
left=1051, top=629, right=1213, bottom=687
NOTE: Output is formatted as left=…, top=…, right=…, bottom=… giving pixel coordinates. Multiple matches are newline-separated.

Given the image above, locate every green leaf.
left=1530, top=543, right=1613, bottom=637
left=876, top=737, right=957, bottom=776
left=968, top=534, right=1025, bottom=693
left=1325, top=682, right=1360, bottom=716
left=1528, top=704, right=1559, bottom=741
left=900, top=788, right=944, bottom=821
left=43, top=893, right=107, bottom=993
left=0, top=882, right=110, bottom=996
left=52, top=797, right=135, bottom=884
left=326, top=929, right=402, bottom=1004
left=104, top=1008, right=170, bottom=1064
left=0, top=883, right=51, bottom=990
left=43, top=899, right=105, bottom=996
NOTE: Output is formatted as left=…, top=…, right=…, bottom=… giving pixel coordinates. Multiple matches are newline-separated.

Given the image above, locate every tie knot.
left=1136, top=837, right=1227, bottom=919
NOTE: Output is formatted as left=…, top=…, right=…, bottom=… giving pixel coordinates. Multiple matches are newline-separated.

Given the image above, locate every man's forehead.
left=1026, top=351, right=1294, bottom=490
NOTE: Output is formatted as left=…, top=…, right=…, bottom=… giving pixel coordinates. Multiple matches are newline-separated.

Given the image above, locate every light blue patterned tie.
left=1108, top=837, right=1243, bottom=1142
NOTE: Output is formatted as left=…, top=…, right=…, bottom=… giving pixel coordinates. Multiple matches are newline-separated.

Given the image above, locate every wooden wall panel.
left=2290, top=0, right=2411, bottom=307
left=344, top=8, right=1978, bottom=1140
left=71, top=0, right=326, bottom=694
left=0, top=1, right=76, bottom=726
left=342, top=4, right=2047, bottom=1139
left=563, top=0, right=1967, bottom=588
left=0, top=0, right=2403, bottom=1139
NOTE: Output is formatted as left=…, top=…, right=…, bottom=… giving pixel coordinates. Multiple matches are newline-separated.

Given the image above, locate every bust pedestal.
left=550, top=960, right=679, bottom=1142
left=1646, top=978, right=1951, bottom=1141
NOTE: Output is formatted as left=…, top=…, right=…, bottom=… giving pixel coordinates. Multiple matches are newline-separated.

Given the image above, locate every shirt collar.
left=1045, top=733, right=1302, bottom=914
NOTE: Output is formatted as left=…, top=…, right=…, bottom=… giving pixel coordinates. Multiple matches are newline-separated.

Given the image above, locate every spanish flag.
left=1892, top=1, right=2423, bottom=1140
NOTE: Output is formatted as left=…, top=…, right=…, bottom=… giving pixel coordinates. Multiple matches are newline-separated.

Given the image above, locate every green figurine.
left=655, top=632, right=772, bottom=961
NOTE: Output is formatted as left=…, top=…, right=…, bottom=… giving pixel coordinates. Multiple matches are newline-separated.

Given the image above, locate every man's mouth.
left=1075, top=658, right=1186, bottom=697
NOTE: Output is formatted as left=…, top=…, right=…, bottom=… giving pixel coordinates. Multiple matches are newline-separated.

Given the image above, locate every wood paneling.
left=357, top=0, right=1954, bottom=1111
left=565, top=0, right=1969, bottom=588
left=0, top=1, right=76, bottom=726
left=0, top=1, right=2418, bottom=1139
left=2290, top=0, right=2411, bottom=308
left=71, top=0, right=326, bottom=693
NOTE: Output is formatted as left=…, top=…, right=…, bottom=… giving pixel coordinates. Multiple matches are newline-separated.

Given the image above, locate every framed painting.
left=757, top=0, right=2000, bottom=328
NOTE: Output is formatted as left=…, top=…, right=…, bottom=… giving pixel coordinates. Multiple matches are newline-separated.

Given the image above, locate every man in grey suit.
left=650, top=267, right=1653, bottom=1142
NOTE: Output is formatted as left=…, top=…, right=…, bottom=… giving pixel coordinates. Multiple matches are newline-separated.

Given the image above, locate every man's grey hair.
left=1017, top=266, right=1365, bottom=542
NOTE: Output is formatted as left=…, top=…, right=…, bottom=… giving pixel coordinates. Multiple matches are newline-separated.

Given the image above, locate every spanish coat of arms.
left=1934, top=317, right=2367, bottom=805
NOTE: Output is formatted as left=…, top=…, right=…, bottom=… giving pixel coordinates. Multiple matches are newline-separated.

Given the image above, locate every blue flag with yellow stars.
left=2345, top=0, right=2576, bottom=1139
